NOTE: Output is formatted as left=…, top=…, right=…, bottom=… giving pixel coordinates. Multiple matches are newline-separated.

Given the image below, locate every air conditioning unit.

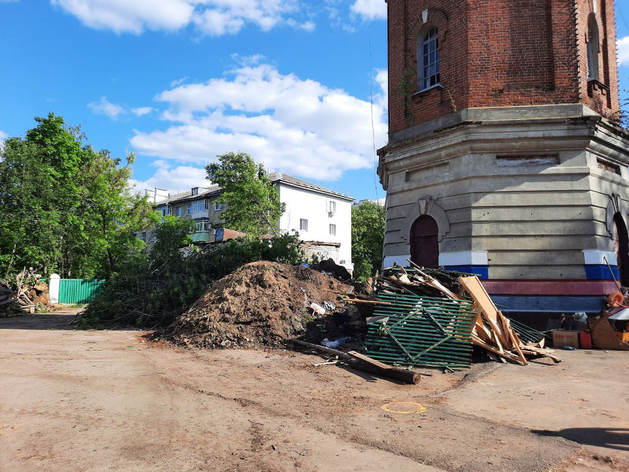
left=328, top=201, right=336, bottom=217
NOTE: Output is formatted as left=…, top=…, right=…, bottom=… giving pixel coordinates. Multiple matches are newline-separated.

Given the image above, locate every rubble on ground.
left=0, top=268, right=53, bottom=316
left=165, top=261, right=352, bottom=348
left=309, top=258, right=352, bottom=281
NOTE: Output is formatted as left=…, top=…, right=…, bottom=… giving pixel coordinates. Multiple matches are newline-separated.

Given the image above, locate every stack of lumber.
left=458, top=276, right=560, bottom=364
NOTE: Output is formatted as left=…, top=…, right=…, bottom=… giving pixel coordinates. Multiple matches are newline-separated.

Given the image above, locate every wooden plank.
left=520, top=346, right=562, bottom=363
left=459, top=276, right=512, bottom=347
left=499, top=312, right=528, bottom=365
left=458, top=276, right=498, bottom=321
left=290, top=340, right=421, bottom=384
left=344, top=299, right=392, bottom=305
left=471, top=335, right=526, bottom=365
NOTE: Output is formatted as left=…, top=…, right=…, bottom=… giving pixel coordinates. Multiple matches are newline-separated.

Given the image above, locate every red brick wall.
left=575, top=0, right=620, bottom=118
left=388, top=0, right=620, bottom=135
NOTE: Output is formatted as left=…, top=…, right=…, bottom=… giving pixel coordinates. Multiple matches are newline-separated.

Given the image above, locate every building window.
left=418, top=28, right=440, bottom=91
left=329, top=201, right=336, bottom=215
left=187, top=205, right=191, bottom=215
left=204, top=199, right=209, bottom=210
left=141, top=232, right=147, bottom=241
left=176, top=207, right=182, bottom=217
left=160, top=208, right=168, bottom=217
left=300, top=219, right=308, bottom=232
left=194, top=220, right=210, bottom=232
left=191, top=199, right=206, bottom=214
left=213, top=201, right=223, bottom=211
left=587, top=14, right=600, bottom=81
left=329, top=224, right=336, bottom=236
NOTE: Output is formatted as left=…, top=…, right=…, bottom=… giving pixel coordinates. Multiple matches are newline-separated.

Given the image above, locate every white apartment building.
left=142, top=173, right=354, bottom=271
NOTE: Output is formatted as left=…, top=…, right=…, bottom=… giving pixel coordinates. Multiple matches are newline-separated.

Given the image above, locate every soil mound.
left=165, top=261, right=350, bottom=348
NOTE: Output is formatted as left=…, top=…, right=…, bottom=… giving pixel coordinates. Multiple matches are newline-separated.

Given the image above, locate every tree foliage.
left=81, top=229, right=304, bottom=328
left=206, top=152, right=285, bottom=238
left=351, top=201, right=385, bottom=280
left=0, top=113, right=158, bottom=279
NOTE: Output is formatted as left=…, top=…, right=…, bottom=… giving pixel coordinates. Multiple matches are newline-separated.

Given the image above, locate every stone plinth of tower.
left=378, top=0, right=629, bottom=316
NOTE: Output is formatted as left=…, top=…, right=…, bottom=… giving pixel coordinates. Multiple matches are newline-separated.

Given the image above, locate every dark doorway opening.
left=613, top=213, right=629, bottom=286
left=410, top=215, right=439, bottom=268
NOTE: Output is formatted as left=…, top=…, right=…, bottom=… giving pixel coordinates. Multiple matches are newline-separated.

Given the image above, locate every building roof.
left=158, top=173, right=353, bottom=206
left=269, top=173, right=354, bottom=201
left=156, top=185, right=221, bottom=206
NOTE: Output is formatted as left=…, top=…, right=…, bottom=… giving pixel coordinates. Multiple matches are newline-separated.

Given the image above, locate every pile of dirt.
left=165, top=261, right=351, bottom=348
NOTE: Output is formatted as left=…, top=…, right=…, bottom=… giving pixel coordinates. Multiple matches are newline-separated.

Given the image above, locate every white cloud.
left=286, top=18, right=315, bottom=31
left=88, top=96, right=125, bottom=119
left=130, top=165, right=208, bottom=195
left=51, top=0, right=194, bottom=34
left=230, top=53, right=266, bottom=67
left=130, top=62, right=388, bottom=186
left=374, top=68, right=388, bottom=111
left=350, top=0, right=386, bottom=20
left=619, top=36, right=629, bottom=67
left=88, top=97, right=156, bottom=119
left=170, top=77, right=188, bottom=88
left=131, top=106, right=155, bottom=117
left=51, top=0, right=307, bottom=36
left=0, top=131, right=8, bottom=140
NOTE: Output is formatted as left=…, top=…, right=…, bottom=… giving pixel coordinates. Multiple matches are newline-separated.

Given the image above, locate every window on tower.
left=587, top=14, right=600, bottom=81
left=418, top=28, right=440, bottom=91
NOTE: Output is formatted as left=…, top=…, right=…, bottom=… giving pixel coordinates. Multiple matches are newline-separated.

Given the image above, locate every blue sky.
left=1, top=1, right=628, bottom=202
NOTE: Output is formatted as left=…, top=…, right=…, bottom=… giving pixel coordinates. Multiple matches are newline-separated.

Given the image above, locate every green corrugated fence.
left=58, top=279, right=104, bottom=304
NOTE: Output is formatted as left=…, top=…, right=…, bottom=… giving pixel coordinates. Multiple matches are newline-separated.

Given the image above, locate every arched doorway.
left=410, top=215, right=439, bottom=268
left=613, top=213, right=629, bottom=286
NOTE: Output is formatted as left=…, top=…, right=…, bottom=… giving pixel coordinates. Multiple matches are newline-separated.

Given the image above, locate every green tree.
left=352, top=201, right=385, bottom=280
left=78, top=150, right=159, bottom=278
left=0, top=138, right=60, bottom=277
left=0, top=113, right=157, bottom=278
left=205, top=152, right=285, bottom=238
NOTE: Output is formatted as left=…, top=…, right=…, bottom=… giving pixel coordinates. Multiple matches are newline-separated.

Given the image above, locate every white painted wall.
left=278, top=183, right=353, bottom=270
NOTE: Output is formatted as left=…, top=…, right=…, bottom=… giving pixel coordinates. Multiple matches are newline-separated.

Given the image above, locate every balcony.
left=191, top=231, right=212, bottom=243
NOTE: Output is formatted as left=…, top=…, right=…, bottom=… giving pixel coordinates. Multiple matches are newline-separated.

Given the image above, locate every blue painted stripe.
left=584, top=264, right=619, bottom=280
left=492, top=295, right=606, bottom=314
left=443, top=265, right=488, bottom=279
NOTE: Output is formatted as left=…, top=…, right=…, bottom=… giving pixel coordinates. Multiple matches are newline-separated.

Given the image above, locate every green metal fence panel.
left=364, top=294, right=477, bottom=370
left=58, top=279, right=104, bottom=304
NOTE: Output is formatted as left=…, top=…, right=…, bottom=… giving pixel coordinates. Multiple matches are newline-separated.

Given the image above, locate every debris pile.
left=0, top=268, right=52, bottom=316
left=165, top=261, right=351, bottom=348
left=346, top=261, right=559, bottom=369
left=459, top=276, right=560, bottom=364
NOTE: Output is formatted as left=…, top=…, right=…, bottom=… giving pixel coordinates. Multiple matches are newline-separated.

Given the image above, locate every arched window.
left=587, top=14, right=599, bottom=80
left=418, top=28, right=440, bottom=91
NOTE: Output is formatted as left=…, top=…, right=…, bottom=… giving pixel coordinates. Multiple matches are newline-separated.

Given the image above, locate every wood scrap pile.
left=458, top=276, right=560, bottom=364
left=357, top=260, right=470, bottom=301
left=0, top=267, right=51, bottom=315
left=343, top=261, right=559, bottom=367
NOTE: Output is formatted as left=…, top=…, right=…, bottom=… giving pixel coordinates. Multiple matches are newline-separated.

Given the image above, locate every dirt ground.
left=1, top=311, right=628, bottom=472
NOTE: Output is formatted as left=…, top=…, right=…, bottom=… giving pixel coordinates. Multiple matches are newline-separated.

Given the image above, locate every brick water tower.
left=378, top=0, right=629, bottom=316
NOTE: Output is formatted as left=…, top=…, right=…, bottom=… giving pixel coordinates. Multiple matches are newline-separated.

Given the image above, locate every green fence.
left=58, top=279, right=104, bottom=304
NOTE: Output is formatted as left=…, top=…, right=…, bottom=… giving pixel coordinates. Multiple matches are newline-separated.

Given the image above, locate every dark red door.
left=410, top=216, right=439, bottom=268
left=613, top=213, right=629, bottom=286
